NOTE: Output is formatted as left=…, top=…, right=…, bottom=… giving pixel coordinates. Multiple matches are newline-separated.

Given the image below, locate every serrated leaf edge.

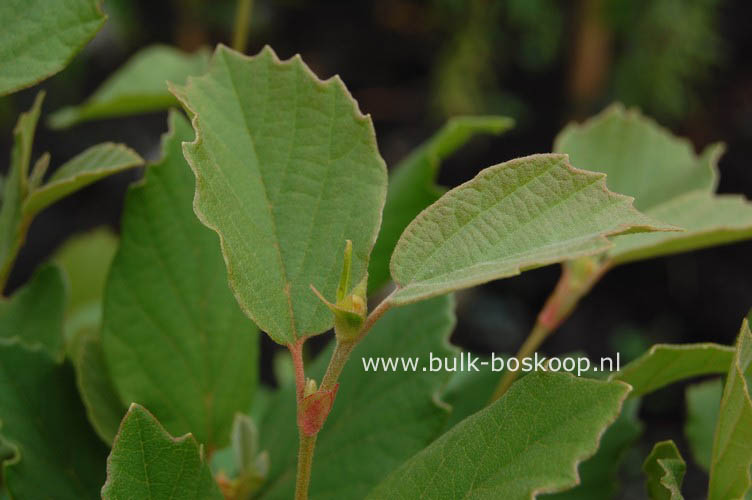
left=388, top=153, right=678, bottom=305
left=101, top=402, right=211, bottom=496
left=169, top=44, right=388, bottom=344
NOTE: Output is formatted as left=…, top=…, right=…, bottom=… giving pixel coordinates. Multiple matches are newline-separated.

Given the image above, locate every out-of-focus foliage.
left=429, top=0, right=724, bottom=122
left=608, top=0, right=723, bottom=121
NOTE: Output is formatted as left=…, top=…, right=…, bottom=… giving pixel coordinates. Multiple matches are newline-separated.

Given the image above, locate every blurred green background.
left=1, top=1, right=750, bottom=497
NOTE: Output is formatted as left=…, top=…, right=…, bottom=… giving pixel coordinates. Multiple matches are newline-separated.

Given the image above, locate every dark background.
left=1, top=0, right=750, bottom=497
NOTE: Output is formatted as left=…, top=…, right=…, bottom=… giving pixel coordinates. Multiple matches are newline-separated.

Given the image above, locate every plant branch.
left=292, top=289, right=397, bottom=499
left=489, top=259, right=608, bottom=403
left=231, top=0, right=253, bottom=53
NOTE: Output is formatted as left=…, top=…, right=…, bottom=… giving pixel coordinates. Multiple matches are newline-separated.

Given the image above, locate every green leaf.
left=556, top=104, right=752, bottom=265
left=0, top=96, right=142, bottom=289
left=367, top=371, right=631, bottom=499
left=53, top=228, right=123, bottom=444
left=53, top=227, right=118, bottom=354
left=48, top=45, right=210, bottom=129
left=53, top=228, right=117, bottom=313
left=389, top=153, right=672, bottom=305
left=0, top=341, right=107, bottom=499
left=709, top=319, right=752, bottom=499
left=0, top=0, right=106, bottom=95
left=0, top=92, right=44, bottom=287
left=102, top=110, right=258, bottom=450
left=75, top=333, right=126, bottom=445
left=643, top=440, right=686, bottom=500
left=0, top=263, right=66, bottom=359
left=545, top=397, right=643, bottom=499
left=171, top=45, right=388, bottom=345
left=685, top=378, right=722, bottom=471
left=22, top=143, right=143, bottom=219
left=612, top=343, right=733, bottom=396
left=101, top=403, right=223, bottom=500
left=368, top=116, right=513, bottom=293
left=440, top=359, right=499, bottom=430
left=258, top=295, right=456, bottom=499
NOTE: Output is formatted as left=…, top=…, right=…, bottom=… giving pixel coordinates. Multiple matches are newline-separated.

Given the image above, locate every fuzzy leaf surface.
left=708, top=320, right=752, bottom=499
left=258, top=296, right=456, bottom=499
left=102, top=111, right=258, bottom=449
left=612, top=343, right=733, bottom=396
left=545, top=398, right=643, bottom=499
left=389, top=153, right=671, bottom=305
left=367, top=371, right=630, bottom=499
left=684, top=378, right=722, bottom=471
left=368, top=116, right=513, bottom=292
left=172, top=45, right=387, bottom=345
left=0, top=0, right=105, bottom=95
left=642, top=440, right=686, bottom=500
left=556, top=104, right=752, bottom=265
left=49, top=45, right=210, bottom=128
left=101, top=404, right=222, bottom=499
left=0, top=341, right=107, bottom=499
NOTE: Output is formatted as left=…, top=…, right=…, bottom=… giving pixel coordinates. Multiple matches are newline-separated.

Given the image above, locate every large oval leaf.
left=367, top=371, right=631, bottom=498
left=102, top=111, right=258, bottom=450
left=172, top=45, right=387, bottom=345
left=389, top=153, right=672, bottom=305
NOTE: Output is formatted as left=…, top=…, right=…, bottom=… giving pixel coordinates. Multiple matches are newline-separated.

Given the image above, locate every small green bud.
left=310, top=240, right=369, bottom=341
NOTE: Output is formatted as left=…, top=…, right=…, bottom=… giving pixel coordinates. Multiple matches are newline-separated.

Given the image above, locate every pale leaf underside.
left=172, top=45, right=387, bottom=345
left=389, top=153, right=673, bottom=305
left=556, top=104, right=752, bottom=265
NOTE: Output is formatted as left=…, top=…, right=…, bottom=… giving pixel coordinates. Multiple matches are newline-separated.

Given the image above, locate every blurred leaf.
left=610, top=0, right=723, bottom=121
left=102, top=111, right=257, bottom=451
left=506, top=0, right=564, bottom=71
left=389, top=153, right=672, bottom=305
left=708, top=320, right=752, bottom=499
left=49, top=45, right=210, bottom=129
left=53, top=227, right=118, bottom=355
left=258, top=296, right=456, bottom=499
left=642, top=440, right=686, bottom=500
left=368, top=116, right=513, bottom=293
left=0, top=341, right=107, bottom=499
left=101, top=404, right=222, bottom=499
left=367, top=372, right=630, bottom=498
left=53, top=228, right=117, bottom=314
left=545, top=397, right=643, bottom=499
left=0, top=93, right=43, bottom=287
left=22, top=143, right=143, bottom=219
left=0, top=264, right=65, bottom=359
left=75, top=333, right=125, bottom=445
left=612, top=343, right=733, bottom=396
left=171, top=45, right=387, bottom=345
left=556, top=105, right=752, bottom=266
left=0, top=0, right=106, bottom=95
left=52, top=229, right=123, bottom=445
left=685, top=378, right=722, bottom=471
